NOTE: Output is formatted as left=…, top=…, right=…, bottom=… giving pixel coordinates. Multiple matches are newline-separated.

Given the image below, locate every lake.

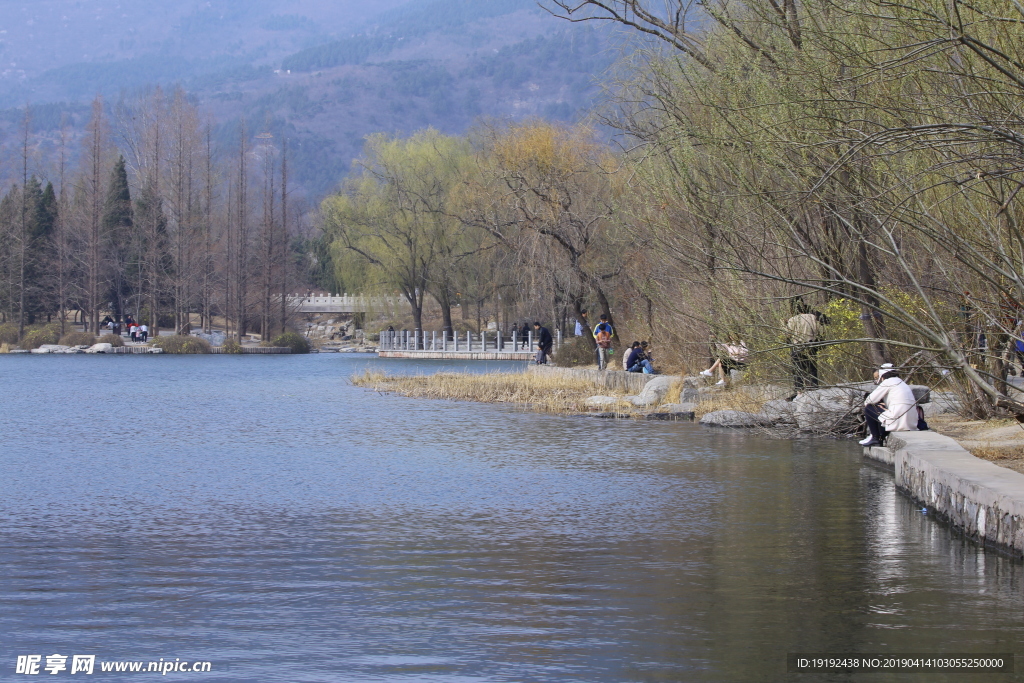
left=0, top=354, right=1021, bottom=681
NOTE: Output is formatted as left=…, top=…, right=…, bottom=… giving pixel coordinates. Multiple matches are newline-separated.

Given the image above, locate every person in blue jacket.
left=593, top=314, right=614, bottom=370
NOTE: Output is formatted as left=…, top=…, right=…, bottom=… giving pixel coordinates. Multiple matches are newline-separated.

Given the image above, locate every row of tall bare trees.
left=0, top=88, right=305, bottom=343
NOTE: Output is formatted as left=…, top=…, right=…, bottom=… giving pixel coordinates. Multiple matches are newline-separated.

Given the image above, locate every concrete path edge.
left=865, top=431, right=1024, bottom=558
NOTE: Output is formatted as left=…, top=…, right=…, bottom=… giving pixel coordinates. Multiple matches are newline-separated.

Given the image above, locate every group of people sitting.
left=623, top=341, right=656, bottom=373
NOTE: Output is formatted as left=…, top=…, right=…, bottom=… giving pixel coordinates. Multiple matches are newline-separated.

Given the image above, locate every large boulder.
left=794, top=387, right=863, bottom=433
left=700, top=410, right=768, bottom=427
left=628, top=375, right=674, bottom=407
left=680, top=387, right=700, bottom=402
left=739, top=384, right=791, bottom=402
left=760, top=399, right=797, bottom=425
left=658, top=402, right=697, bottom=413
left=585, top=395, right=624, bottom=410
left=85, top=342, right=113, bottom=354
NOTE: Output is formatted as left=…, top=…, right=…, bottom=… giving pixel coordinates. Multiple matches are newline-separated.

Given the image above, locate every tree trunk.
left=437, top=286, right=454, bottom=338
left=856, top=239, right=891, bottom=366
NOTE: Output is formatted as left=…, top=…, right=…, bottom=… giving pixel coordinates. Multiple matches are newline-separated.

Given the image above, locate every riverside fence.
left=378, top=329, right=563, bottom=354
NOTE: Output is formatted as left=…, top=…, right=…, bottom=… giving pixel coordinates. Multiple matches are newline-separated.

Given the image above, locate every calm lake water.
left=0, top=354, right=1022, bottom=682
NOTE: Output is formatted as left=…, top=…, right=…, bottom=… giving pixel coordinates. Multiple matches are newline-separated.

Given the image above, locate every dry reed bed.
left=351, top=370, right=629, bottom=413
left=690, top=386, right=786, bottom=419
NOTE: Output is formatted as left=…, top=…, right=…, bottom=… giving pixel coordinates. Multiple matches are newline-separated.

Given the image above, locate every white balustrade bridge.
left=289, top=293, right=405, bottom=315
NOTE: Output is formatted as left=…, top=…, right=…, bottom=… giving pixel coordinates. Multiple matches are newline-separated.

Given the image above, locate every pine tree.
left=21, top=177, right=57, bottom=323
left=32, top=181, right=58, bottom=322
left=102, top=156, right=133, bottom=321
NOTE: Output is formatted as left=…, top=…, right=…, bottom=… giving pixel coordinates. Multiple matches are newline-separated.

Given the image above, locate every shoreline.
left=865, top=432, right=1024, bottom=558
left=355, top=363, right=1024, bottom=559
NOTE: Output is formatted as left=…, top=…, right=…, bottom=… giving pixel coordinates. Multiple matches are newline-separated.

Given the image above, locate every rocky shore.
left=553, top=365, right=961, bottom=436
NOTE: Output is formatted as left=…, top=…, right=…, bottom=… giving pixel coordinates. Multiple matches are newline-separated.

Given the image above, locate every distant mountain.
left=0, top=0, right=619, bottom=199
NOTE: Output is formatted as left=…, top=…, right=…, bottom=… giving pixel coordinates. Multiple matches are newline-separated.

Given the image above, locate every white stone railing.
left=288, top=293, right=404, bottom=313
left=378, top=329, right=562, bottom=353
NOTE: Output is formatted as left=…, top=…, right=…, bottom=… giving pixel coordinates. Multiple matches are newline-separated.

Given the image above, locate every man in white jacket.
left=860, top=364, right=919, bottom=446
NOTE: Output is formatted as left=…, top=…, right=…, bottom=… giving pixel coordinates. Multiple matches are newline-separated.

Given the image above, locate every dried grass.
left=152, top=335, right=212, bottom=354
left=60, top=332, right=98, bottom=347
left=690, top=387, right=771, bottom=418
left=97, top=333, right=125, bottom=347
left=350, top=369, right=625, bottom=413
left=969, top=444, right=1024, bottom=461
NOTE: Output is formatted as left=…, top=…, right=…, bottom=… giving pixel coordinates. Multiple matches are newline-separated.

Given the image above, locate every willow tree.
left=322, top=130, right=473, bottom=337
left=468, top=121, right=631, bottom=344
left=551, top=0, right=1024, bottom=414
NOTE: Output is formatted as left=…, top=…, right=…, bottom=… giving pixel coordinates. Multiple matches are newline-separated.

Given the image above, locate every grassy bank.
left=351, top=370, right=630, bottom=413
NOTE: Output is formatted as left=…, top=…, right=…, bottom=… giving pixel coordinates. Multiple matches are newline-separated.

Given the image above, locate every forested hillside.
left=0, top=0, right=618, bottom=197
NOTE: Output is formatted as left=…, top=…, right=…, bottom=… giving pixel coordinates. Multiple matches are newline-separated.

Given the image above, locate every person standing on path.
left=593, top=314, right=614, bottom=370
left=533, top=322, right=553, bottom=364
left=140, top=323, right=149, bottom=343
left=785, top=302, right=827, bottom=391
left=520, top=323, right=531, bottom=343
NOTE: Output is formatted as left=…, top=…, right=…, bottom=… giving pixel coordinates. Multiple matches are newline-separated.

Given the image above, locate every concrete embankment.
left=865, top=433, right=1024, bottom=558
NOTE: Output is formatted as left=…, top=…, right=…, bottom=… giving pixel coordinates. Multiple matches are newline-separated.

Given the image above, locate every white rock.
left=85, top=342, right=113, bottom=354
left=148, top=347, right=164, bottom=354
left=922, top=401, right=953, bottom=417
left=760, top=399, right=797, bottom=425
left=585, top=395, right=624, bottom=409
left=628, top=376, right=674, bottom=407
left=32, top=344, right=74, bottom=354
left=793, top=388, right=863, bottom=433
left=658, top=402, right=697, bottom=413
left=680, top=387, right=700, bottom=402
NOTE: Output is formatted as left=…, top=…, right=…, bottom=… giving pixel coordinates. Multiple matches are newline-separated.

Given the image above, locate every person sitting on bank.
left=533, top=321, right=553, bottom=365
left=860, top=364, right=919, bottom=447
left=700, top=340, right=748, bottom=385
left=625, top=341, right=654, bottom=373
left=623, top=341, right=637, bottom=370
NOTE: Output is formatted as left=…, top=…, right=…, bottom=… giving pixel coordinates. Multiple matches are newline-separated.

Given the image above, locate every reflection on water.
left=0, top=354, right=1021, bottom=682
